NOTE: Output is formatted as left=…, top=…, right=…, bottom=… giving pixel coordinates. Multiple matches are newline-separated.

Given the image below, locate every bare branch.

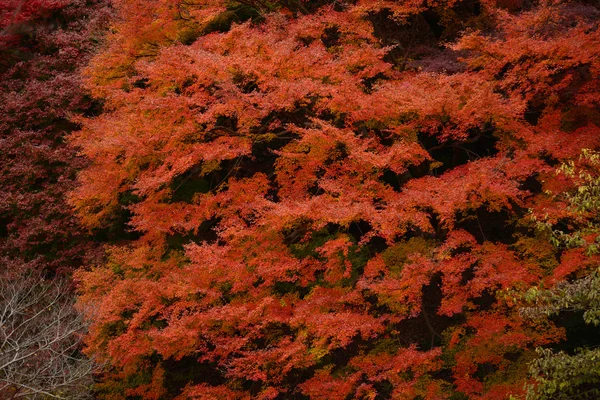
left=0, top=270, right=96, bottom=399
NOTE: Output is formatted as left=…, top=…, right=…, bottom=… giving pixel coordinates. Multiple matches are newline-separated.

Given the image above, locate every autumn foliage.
left=0, top=0, right=109, bottom=274
left=2, top=0, right=600, bottom=397
left=67, top=0, right=600, bottom=397
left=0, top=0, right=109, bottom=397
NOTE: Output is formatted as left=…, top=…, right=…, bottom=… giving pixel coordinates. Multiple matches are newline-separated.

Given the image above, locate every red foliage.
left=70, top=0, right=600, bottom=398
left=0, top=0, right=110, bottom=275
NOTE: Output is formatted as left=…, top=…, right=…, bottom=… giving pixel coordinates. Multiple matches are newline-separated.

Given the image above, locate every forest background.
left=1, top=0, right=600, bottom=398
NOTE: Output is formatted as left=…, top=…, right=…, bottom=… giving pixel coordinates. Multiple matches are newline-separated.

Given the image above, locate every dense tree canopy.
left=0, top=0, right=109, bottom=397
left=1, top=0, right=600, bottom=398
left=0, top=0, right=110, bottom=274
left=67, top=0, right=600, bottom=398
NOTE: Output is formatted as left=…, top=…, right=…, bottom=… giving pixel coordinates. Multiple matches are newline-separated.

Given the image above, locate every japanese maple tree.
left=70, top=0, right=600, bottom=398
left=1, top=0, right=110, bottom=396
left=0, top=0, right=110, bottom=274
